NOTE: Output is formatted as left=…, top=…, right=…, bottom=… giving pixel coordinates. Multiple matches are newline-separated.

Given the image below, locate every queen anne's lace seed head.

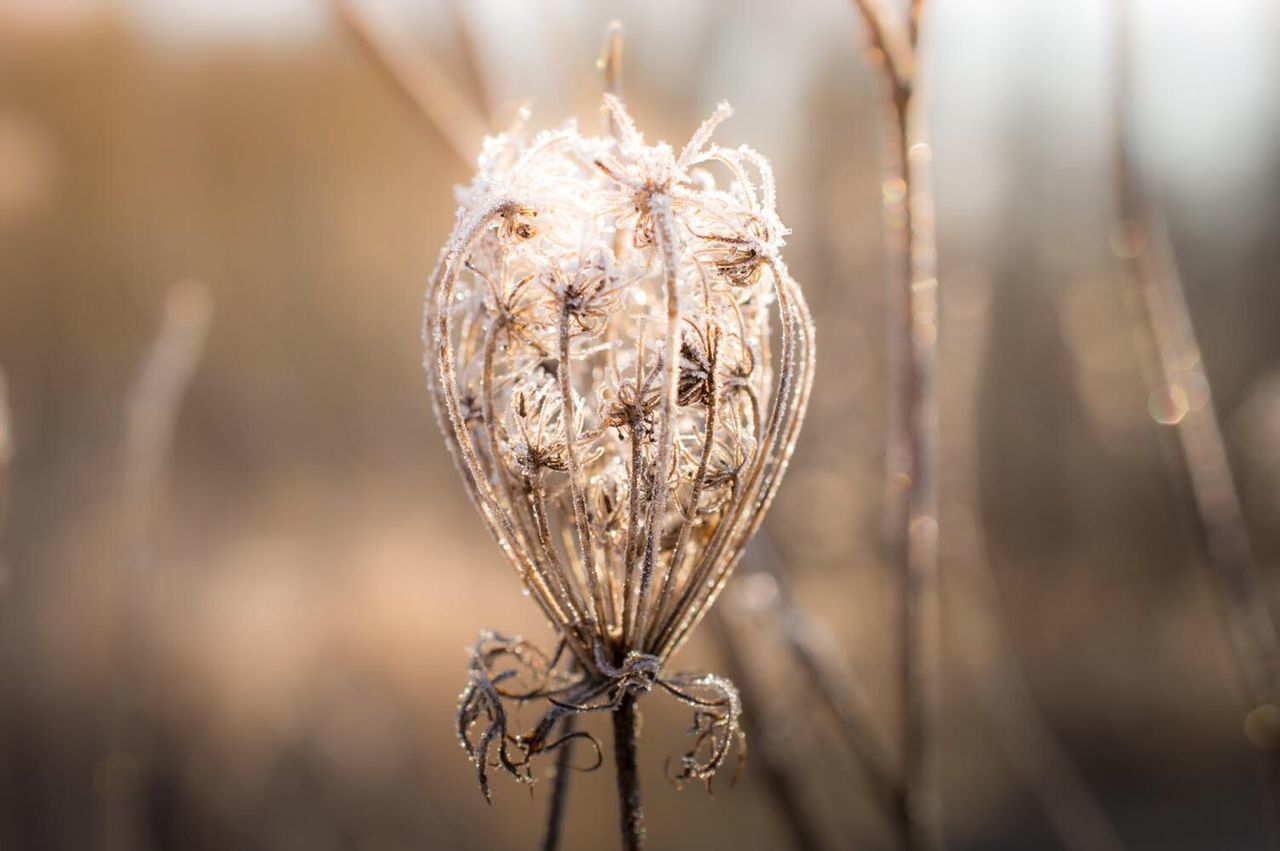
left=428, top=94, right=814, bottom=797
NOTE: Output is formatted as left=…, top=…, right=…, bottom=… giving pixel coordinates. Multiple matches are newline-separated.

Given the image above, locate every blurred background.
left=2, top=0, right=1280, bottom=848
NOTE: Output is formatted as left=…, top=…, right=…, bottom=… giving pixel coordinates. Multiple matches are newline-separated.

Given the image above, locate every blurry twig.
left=742, top=534, right=904, bottom=832
left=102, top=280, right=213, bottom=851
left=713, top=602, right=827, bottom=851
left=331, top=0, right=487, bottom=168
left=942, top=275, right=1126, bottom=851
left=1111, top=0, right=1280, bottom=840
left=0, top=366, right=11, bottom=540
left=445, top=0, right=494, bottom=123
left=598, top=21, right=624, bottom=137
left=847, top=1, right=940, bottom=846
left=540, top=715, right=576, bottom=851
left=121, top=281, right=214, bottom=569
left=719, top=532, right=904, bottom=845
left=1112, top=0, right=1279, bottom=710
left=779, top=603, right=907, bottom=833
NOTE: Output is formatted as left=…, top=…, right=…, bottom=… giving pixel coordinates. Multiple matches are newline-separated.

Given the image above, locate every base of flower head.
left=456, top=629, right=745, bottom=800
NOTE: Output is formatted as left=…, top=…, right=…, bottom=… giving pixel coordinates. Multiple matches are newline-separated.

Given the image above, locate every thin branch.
left=103, top=280, right=214, bottom=851
left=848, top=0, right=940, bottom=847
left=120, top=280, right=214, bottom=571
left=732, top=533, right=906, bottom=839
left=599, top=21, right=625, bottom=138
left=712, top=605, right=827, bottom=851
left=331, top=0, right=487, bottom=168
left=1111, top=0, right=1279, bottom=711
left=541, top=715, right=577, bottom=851
left=0, top=365, right=11, bottom=541
left=781, top=605, right=908, bottom=836
left=849, top=0, right=914, bottom=97
left=445, top=0, right=495, bottom=121
left=941, top=274, right=1126, bottom=851
left=1111, top=0, right=1280, bottom=841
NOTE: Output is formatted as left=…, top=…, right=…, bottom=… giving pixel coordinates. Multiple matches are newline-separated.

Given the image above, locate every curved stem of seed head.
left=732, top=264, right=815, bottom=565
left=431, top=202, right=590, bottom=667
left=649, top=335, right=720, bottom=647
left=633, top=195, right=683, bottom=650
left=656, top=258, right=807, bottom=660
left=620, top=331, right=649, bottom=647
left=559, top=305, right=612, bottom=636
left=613, top=691, right=645, bottom=851
left=482, top=320, right=541, bottom=573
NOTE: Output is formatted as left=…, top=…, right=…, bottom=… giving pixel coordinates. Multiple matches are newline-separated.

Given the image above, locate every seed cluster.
left=429, top=95, right=814, bottom=793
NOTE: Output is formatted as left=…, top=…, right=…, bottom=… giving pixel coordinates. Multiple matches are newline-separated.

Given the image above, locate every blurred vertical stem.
left=104, top=281, right=213, bottom=851
left=0, top=366, right=11, bottom=540
left=331, top=0, right=486, bottom=168
left=848, top=1, right=939, bottom=847
left=604, top=22, right=644, bottom=851
left=713, top=599, right=827, bottom=851
left=540, top=714, right=577, bottom=851
left=1110, top=0, right=1280, bottom=841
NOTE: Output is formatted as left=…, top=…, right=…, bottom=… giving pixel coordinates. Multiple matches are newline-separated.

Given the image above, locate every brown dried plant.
left=425, top=93, right=814, bottom=848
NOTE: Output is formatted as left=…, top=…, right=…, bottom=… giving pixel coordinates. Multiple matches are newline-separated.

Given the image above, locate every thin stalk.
left=1111, top=0, right=1280, bottom=840
left=938, top=269, right=1127, bottom=851
left=600, top=21, right=625, bottom=138
left=529, top=468, right=591, bottom=627
left=104, top=281, right=214, bottom=851
left=540, top=714, right=577, bottom=851
left=783, top=612, right=908, bottom=839
left=1112, top=0, right=1278, bottom=711
left=613, top=692, right=645, bottom=851
left=656, top=259, right=806, bottom=660
left=0, top=366, right=11, bottom=542
left=559, top=306, right=611, bottom=631
left=621, top=397, right=646, bottom=647
left=649, top=337, right=720, bottom=645
left=482, top=321, right=582, bottom=620
left=633, top=197, right=682, bottom=646
left=430, top=203, right=592, bottom=668
left=712, top=606, right=826, bottom=851
left=331, top=0, right=486, bottom=168
left=848, top=1, right=939, bottom=847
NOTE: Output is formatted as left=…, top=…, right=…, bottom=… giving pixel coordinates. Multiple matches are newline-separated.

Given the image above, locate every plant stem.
left=1111, top=0, right=1280, bottom=843
left=331, top=0, right=486, bottom=168
left=613, top=693, right=645, bottom=851
left=713, top=605, right=825, bottom=851
left=541, top=715, right=577, bottom=851
left=849, top=1, right=939, bottom=845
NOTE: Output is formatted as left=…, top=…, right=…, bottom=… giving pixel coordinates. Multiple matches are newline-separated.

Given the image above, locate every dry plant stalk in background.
left=425, top=88, right=813, bottom=849
left=0, top=366, right=11, bottom=542
left=1110, top=0, right=1280, bottom=841
left=103, top=280, right=214, bottom=851
left=847, top=0, right=940, bottom=847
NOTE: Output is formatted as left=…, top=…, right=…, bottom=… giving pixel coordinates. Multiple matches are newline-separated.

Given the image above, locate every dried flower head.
left=427, top=94, right=814, bottom=798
